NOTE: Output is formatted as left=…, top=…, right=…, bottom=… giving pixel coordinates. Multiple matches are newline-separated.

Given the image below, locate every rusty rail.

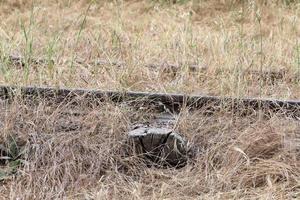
left=5, top=55, right=299, bottom=84
left=0, top=85, right=299, bottom=118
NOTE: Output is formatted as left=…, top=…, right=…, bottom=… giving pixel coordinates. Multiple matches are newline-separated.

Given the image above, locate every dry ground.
left=0, top=0, right=300, bottom=199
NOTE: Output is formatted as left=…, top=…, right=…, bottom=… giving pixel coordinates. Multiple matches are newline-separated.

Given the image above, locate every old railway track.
left=6, top=55, right=298, bottom=83
left=0, top=85, right=300, bottom=119
left=1, top=85, right=300, bottom=167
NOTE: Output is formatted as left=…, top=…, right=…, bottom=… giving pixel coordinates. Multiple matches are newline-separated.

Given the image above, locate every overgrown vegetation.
left=1, top=98, right=300, bottom=199
left=0, top=0, right=299, bottom=98
left=0, top=0, right=300, bottom=199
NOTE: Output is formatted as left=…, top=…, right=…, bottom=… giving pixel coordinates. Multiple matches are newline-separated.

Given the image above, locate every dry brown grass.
left=1, top=0, right=300, bottom=199
left=0, top=97, right=300, bottom=199
left=0, top=0, right=299, bottom=98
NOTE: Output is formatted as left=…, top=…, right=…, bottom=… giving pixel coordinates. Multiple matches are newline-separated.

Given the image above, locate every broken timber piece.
left=128, top=126, right=188, bottom=168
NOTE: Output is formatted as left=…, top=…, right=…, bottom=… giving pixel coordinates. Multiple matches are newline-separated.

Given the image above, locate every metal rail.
left=6, top=55, right=294, bottom=83
left=0, top=85, right=300, bottom=118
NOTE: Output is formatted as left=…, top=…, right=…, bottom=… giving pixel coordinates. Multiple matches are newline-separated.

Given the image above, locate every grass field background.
left=1, top=0, right=300, bottom=98
left=0, top=0, right=300, bottom=199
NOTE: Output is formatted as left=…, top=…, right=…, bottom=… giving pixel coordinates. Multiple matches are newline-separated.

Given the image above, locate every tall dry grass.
left=0, top=0, right=299, bottom=98
left=0, top=97, right=299, bottom=199
left=1, top=0, right=300, bottom=199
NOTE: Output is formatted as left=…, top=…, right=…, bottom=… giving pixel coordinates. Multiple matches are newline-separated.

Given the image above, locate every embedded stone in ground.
left=128, top=126, right=188, bottom=167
